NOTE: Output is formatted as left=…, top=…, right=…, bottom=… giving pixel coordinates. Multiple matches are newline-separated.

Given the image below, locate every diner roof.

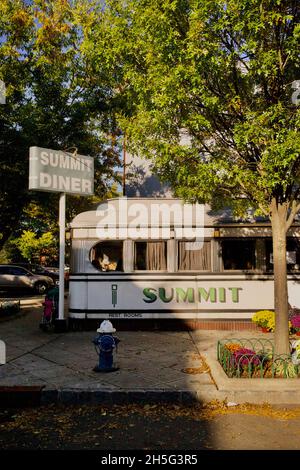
left=70, top=197, right=277, bottom=229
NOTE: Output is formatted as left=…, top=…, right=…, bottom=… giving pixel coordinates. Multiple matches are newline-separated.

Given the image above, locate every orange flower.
left=225, top=343, right=242, bottom=353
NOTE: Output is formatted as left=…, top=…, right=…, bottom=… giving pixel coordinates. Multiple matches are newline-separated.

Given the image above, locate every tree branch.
left=286, top=200, right=300, bottom=231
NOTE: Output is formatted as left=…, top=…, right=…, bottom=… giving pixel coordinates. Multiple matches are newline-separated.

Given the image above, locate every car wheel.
left=34, top=282, right=48, bottom=295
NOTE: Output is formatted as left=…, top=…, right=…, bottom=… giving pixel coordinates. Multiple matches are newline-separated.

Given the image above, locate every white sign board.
left=29, top=146, right=94, bottom=196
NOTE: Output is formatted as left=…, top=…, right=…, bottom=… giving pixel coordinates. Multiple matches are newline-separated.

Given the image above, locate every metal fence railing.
left=218, top=338, right=300, bottom=378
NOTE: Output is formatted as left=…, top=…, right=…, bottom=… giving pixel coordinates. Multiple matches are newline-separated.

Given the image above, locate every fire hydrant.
left=92, top=320, right=120, bottom=372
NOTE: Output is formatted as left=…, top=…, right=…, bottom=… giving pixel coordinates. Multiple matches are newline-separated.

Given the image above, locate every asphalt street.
left=1, top=402, right=300, bottom=450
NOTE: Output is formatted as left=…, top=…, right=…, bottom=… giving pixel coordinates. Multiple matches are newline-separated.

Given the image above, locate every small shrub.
left=252, top=310, right=274, bottom=329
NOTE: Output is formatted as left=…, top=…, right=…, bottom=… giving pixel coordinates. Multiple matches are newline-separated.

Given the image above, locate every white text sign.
left=29, top=146, right=94, bottom=195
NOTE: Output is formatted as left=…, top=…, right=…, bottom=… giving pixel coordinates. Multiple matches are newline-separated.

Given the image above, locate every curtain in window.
left=146, top=242, right=167, bottom=270
left=178, top=241, right=211, bottom=271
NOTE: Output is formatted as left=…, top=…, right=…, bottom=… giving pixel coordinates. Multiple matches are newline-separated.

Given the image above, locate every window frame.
left=265, top=237, right=300, bottom=274
left=220, top=238, right=257, bottom=272
left=133, top=240, right=169, bottom=272
left=176, top=239, right=212, bottom=272
left=89, top=240, right=125, bottom=273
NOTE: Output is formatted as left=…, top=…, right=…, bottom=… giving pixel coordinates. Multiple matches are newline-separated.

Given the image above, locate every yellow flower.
left=267, top=317, right=275, bottom=332
left=252, top=310, right=274, bottom=328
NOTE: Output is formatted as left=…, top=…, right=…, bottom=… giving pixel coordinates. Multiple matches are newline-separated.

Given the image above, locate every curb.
left=41, top=388, right=223, bottom=406
left=0, top=386, right=223, bottom=407
left=203, top=351, right=300, bottom=404
left=0, top=386, right=44, bottom=407
left=2, top=383, right=300, bottom=407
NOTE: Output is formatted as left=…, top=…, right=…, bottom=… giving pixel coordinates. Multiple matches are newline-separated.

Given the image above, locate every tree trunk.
left=270, top=199, right=290, bottom=356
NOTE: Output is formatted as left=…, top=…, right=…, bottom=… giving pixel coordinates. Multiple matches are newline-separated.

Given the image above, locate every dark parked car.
left=0, top=265, right=54, bottom=294
left=15, top=263, right=59, bottom=285
left=45, top=265, right=69, bottom=288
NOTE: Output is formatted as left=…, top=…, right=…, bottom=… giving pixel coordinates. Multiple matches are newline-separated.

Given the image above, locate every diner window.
left=265, top=238, right=300, bottom=273
left=134, top=241, right=167, bottom=271
left=178, top=241, right=211, bottom=271
left=221, top=239, right=256, bottom=270
left=90, top=241, right=123, bottom=272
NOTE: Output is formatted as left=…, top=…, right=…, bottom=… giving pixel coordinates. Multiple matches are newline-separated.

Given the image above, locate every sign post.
left=29, top=146, right=94, bottom=331
left=59, top=193, right=66, bottom=322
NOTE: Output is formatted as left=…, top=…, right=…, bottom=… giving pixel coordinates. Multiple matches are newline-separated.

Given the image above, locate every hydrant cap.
left=97, top=320, right=116, bottom=333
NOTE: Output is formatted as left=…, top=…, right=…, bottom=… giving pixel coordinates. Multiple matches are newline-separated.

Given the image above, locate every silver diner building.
left=68, top=197, right=300, bottom=330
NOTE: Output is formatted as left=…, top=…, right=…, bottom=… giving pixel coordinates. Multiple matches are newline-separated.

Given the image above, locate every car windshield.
left=32, top=266, right=45, bottom=273
left=10, top=266, right=32, bottom=275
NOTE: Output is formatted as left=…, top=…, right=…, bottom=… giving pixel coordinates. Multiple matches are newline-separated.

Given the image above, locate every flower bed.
left=218, top=338, right=300, bottom=378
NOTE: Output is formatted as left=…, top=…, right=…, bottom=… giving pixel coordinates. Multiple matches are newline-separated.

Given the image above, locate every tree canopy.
left=0, top=0, right=121, bottom=249
left=84, top=0, right=300, bottom=216
left=80, top=0, right=300, bottom=354
left=11, top=229, right=56, bottom=263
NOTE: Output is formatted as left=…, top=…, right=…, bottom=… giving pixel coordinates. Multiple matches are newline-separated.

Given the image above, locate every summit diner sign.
left=29, top=146, right=94, bottom=196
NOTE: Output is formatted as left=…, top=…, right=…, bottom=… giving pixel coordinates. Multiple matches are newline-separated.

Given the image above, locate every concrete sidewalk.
left=0, top=301, right=300, bottom=405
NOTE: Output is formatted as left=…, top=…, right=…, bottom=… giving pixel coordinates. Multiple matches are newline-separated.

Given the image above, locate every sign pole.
left=29, top=146, right=94, bottom=332
left=58, top=193, right=66, bottom=324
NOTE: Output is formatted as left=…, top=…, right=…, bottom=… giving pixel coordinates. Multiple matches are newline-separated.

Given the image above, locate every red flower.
left=291, top=315, right=300, bottom=329
left=232, top=348, right=260, bottom=367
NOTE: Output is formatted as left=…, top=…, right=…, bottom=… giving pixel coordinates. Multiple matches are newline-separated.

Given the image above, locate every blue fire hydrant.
left=92, top=320, right=120, bottom=372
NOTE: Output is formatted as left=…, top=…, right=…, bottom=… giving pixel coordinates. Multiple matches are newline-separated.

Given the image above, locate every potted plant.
left=251, top=310, right=274, bottom=332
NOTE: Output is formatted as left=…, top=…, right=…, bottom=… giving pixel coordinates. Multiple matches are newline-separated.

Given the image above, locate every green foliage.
left=84, top=0, right=300, bottom=216
left=0, top=243, right=13, bottom=263
left=11, top=230, right=56, bottom=262
left=80, top=0, right=300, bottom=355
left=273, top=360, right=298, bottom=378
left=0, top=0, right=121, bottom=249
